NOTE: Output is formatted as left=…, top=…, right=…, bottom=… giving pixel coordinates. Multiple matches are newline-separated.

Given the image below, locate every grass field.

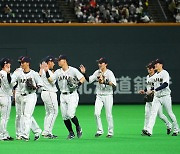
left=1, top=105, right=180, bottom=154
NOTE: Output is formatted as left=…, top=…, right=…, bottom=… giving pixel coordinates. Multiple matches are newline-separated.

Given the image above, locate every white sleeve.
left=11, top=71, right=19, bottom=87
left=34, top=71, right=43, bottom=86
left=89, top=70, right=98, bottom=84
left=109, top=71, right=116, bottom=86
left=74, top=68, right=84, bottom=80
left=163, top=70, right=169, bottom=84
left=51, top=70, right=59, bottom=82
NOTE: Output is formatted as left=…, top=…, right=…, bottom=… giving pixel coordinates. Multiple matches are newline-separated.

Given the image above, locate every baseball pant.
left=94, top=95, right=114, bottom=136
left=60, top=91, right=79, bottom=120
left=41, top=91, right=58, bottom=135
left=0, top=96, right=11, bottom=140
left=144, top=102, right=172, bottom=130
left=146, top=95, right=179, bottom=134
left=16, top=93, right=41, bottom=137
left=21, top=93, right=40, bottom=138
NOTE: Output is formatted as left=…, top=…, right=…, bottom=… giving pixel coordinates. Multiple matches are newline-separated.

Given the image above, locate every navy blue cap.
left=45, top=56, right=55, bottom=63
left=21, top=57, right=31, bottom=63
left=0, top=58, right=11, bottom=68
left=97, top=57, right=108, bottom=64
left=154, top=59, right=163, bottom=65
left=18, top=56, right=25, bottom=62
left=146, top=61, right=155, bottom=69
left=57, top=55, right=68, bottom=61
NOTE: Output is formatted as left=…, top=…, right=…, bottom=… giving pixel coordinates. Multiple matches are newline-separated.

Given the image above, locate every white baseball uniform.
left=51, top=66, right=83, bottom=120
left=146, top=69, right=179, bottom=134
left=0, top=70, right=12, bottom=140
left=143, top=74, right=172, bottom=130
left=13, top=68, right=42, bottom=138
left=40, top=69, right=58, bottom=136
left=11, top=69, right=43, bottom=138
left=89, top=69, right=116, bottom=136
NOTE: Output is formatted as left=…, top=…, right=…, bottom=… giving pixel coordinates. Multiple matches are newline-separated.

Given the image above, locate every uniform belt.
left=62, top=92, right=73, bottom=95
left=21, top=92, right=32, bottom=96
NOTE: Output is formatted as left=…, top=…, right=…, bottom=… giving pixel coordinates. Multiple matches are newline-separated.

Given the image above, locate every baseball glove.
left=97, top=72, right=105, bottom=84
left=26, top=78, right=36, bottom=90
left=67, top=77, right=79, bottom=90
left=144, top=93, right=154, bottom=102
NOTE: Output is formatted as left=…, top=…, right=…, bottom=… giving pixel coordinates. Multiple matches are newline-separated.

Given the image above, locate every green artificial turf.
left=1, top=105, right=180, bottom=154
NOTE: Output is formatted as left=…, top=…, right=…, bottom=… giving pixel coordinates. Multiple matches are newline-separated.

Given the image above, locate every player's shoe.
left=106, top=135, right=113, bottom=138
left=167, top=128, right=172, bottom=135
left=95, top=133, right=102, bottom=137
left=76, top=126, right=82, bottom=138
left=172, top=132, right=179, bottom=136
left=16, top=135, right=22, bottom=140
left=141, top=129, right=146, bottom=136
left=34, top=135, right=40, bottom=141
left=142, top=130, right=152, bottom=137
left=1, top=138, right=9, bottom=141
left=44, top=134, right=58, bottom=139
left=67, top=132, right=75, bottom=140
left=21, top=136, right=29, bottom=141
left=7, top=136, right=14, bottom=141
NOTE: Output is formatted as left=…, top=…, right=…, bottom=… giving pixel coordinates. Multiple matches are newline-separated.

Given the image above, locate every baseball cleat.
left=172, top=132, right=179, bottom=136
left=34, top=135, right=40, bottom=141
left=21, top=136, right=29, bottom=141
left=16, top=136, right=22, bottom=140
left=67, top=132, right=75, bottom=140
left=142, top=130, right=152, bottom=137
left=43, top=134, right=58, bottom=139
left=106, top=135, right=113, bottom=138
left=1, top=138, right=9, bottom=141
left=77, top=127, right=82, bottom=138
left=95, top=133, right=102, bottom=137
left=7, top=136, right=14, bottom=141
left=167, top=128, right=172, bottom=135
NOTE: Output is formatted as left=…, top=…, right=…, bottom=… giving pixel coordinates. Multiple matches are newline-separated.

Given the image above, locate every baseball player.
left=80, top=57, right=116, bottom=138
left=44, top=55, right=85, bottom=140
left=14, top=56, right=42, bottom=140
left=0, top=58, right=14, bottom=141
left=39, top=56, right=58, bottom=139
left=143, top=59, right=179, bottom=136
left=139, top=62, right=172, bottom=135
left=11, top=57, right=43, bottom=141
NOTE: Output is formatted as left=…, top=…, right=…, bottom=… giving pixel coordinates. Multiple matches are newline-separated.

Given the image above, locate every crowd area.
left=167, top=0, right=180, bottom=22
left=74, top=0, right=152, bottom=23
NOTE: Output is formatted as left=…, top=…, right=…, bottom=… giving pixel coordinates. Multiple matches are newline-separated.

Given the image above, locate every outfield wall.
left=0, top=24, right=180, bottom=104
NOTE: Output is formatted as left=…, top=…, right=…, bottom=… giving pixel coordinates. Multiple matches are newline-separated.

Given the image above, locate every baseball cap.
left=97, top=57, right=108, bottom=64
left=57, top=55, right=68, bottom=61
left=20, top=56, right=31, bottom=63
left=154, top=59, right=163, bottom=65
left=146, top=61, right=155, bottom=69
left=18, top=56, right=25, bottom=62
left=0, top=58, right=11, bottom=68
left=45, top=56, right=55, bottom=63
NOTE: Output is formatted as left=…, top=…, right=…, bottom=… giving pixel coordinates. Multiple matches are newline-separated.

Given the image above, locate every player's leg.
left=41, top=91, right=58, bottom=138
left=145, top=97, right=161, bottom=135
left=31, top=116, right=42, bottom=140
left=162, top=96, right=179, bottom=136
left=0, top=96, right=12, bottom=141
left=94, top=95, right=104, bottom=137
left=143, top=102, right=152, bottom=131
left=15, top=93, right=23, bottom=139
left=60, top=94, right=74, bottom=139
left=21, top=93, right=37, bottom=140
left=103, top=95, right=114, bottom=137
left=67, top=92, right=82, bottom=138
left=157, top=103, right=172, bottom=135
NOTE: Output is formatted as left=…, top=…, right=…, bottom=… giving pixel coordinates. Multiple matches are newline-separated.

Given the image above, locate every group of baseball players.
left=139, top=59, right=179, bottom=136
left=0, top=55, right=116, bottom=141
left=0, top=55, right=179, bottom=141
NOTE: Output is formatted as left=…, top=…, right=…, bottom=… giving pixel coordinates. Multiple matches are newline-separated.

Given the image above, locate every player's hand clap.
left=79, top=64, right=86, bottom=74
